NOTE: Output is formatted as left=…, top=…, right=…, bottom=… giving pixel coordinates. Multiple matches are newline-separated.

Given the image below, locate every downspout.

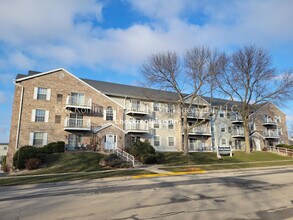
left=123, top=95, right=128, bottom=148
left=13, top=80, right=24, bottom=150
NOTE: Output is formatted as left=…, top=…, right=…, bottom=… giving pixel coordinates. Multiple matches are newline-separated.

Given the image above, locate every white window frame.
left=221, top=138, right=227, bottom=146
left=168, top=136, right=175, bottom=147
left=32, top=109, right=49, bottom=122
left=168, top=119, right=174, bottom=129
left=154, top=135, right=160, bottom=146
left=34, top=87, right=51, bottom=100
left=30, top=132, right=47, bottom=146
left=220, top=123, right=226, bottom=132
left=153, top=118, right=160, bottom=129
left=153, top=102, right=160, bottom=112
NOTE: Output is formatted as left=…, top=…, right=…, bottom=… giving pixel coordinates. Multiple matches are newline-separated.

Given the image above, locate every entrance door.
left=105, top=134, right=116, bottom=150
left=255, top=138, right=261, bottom=151
left=68, top=134, right=81, bottom=150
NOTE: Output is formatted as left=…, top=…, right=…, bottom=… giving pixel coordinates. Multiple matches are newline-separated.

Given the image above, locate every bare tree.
left=215, top=45, right=293, bottom=153
left=141, top=46, right=223, bottom=155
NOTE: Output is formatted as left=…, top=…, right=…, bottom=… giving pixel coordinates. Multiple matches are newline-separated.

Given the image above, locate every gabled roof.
left=81, top=78, right=182, bottom=102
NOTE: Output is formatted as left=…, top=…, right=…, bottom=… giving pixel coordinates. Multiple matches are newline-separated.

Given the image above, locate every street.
left=0, top=167, right=293, bottom=220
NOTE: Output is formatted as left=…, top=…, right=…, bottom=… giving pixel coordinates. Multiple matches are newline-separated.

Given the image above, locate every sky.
left=0, top=0, right=292, bottom=142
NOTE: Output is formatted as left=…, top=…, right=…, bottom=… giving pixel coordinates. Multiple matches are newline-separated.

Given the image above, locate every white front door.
left=105, top=134, right=116, bottom=150
left=255, top=138, right=261, bottom=151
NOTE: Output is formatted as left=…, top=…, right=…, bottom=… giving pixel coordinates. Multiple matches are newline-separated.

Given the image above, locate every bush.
left=155, top=152, right=165, bottom=163
left=13, top=146, right=45, bottom=170
left=41, top=141, right=65, bottom=154
left=128, top=141, right=156, bottom=161
left=25, top=158, right=42, bottom=170
left=1, top=155, right=6, bottom=170
left=142, top=154, right=157, bottom=164
left=276, top=144, right=293, bottom=149
left=100, top=154, right=132, bottom=168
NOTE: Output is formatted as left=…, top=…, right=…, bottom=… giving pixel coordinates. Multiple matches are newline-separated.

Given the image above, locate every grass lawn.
left=0, top=170, right=152, bottom=187
left=161, top=151, right=293, bottom=166
left=15, top=152, right=107, bottom=176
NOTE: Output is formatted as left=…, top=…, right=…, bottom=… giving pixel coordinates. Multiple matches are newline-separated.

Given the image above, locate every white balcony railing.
left=262, top=117, right=277, bottom=125
left=232, top=129, right=245, bottom=137
left=125, top=121, right=149, bottom=132
left=189, top=127, right=211, bottom=135
left=126, top=103, right=149, bottom=114
left=66, top=96, right=92, bottom=109
left=189, top=143, right=213, bottom=152
left=64, top=118, right=91, bottom=130
left=263, top=130, right=279, bottom=138
left=186, top=111, right=210, bottom=119
left=230, top=114, right=243, bottom=123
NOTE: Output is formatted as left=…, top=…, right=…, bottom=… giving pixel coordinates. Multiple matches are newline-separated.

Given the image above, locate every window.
left=221, top=138, right=227, bottom=146
left=153, top=118, right=160, bottom=129
left=220, top=123, right=226, bottom=132
left=276, top=116, right=281, bottom=123
left=278, top=128, right=283, bottom=135
left=71, top=92, right=85, bottom=105
left=228, top=126, right=232, bottom=133
left=168, top=137, right=175, bottom=147
left=131, top=136, right=140, bottom=145
left=106, top=107, right=113, bottom=121
left=31, top=132, right=47, bottom=146
left=154, top=136, right=160, bottom=146
left=37, top=87, right=48, bottom=100
left=35, top=109, right=46, bottom=122
left=154, top=102, right=160, bottom=112
left=167, top=104, right=175, bottom=113
left=57, top=94, right=63, bottom=102
left=4, top=147, right=7, bottom=150
left=55, top=115, right=61, bottom=124
left=226, top=112, right=230, bottom=119
left=168, top=120, right=174, bottom=129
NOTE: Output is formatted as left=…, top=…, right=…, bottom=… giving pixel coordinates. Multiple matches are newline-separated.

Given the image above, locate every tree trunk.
left=183, top=114, right=189, bottom=155
left=243, top=119, right=251, bottom=154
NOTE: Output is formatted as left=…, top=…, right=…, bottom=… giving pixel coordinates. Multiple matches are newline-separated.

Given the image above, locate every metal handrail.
left=110, top=148, right=135, bottom=167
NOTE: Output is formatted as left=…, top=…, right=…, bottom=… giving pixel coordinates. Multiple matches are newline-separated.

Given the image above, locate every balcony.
left=263, top=131, right=279, bottom=139
left=262, top=118, right=277, bottom=126
left=187, top=127, right=212, bottom=136
left=125, top=121, right=149, bottom=133
left=230, top=114, right=243, bottom=123
left=64, top=118, right=91, bottom=131
left=186, top=111, right=210, bottom=120
left=189, top=143, right=213, bottom=152
left=65, top=96, right=92, bottom=110
left=232, top=129, right=245, bottom=138
left=126, top=104, right=149, bottom=115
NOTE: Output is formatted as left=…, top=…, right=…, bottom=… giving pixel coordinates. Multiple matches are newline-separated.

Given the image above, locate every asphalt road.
left=0, top=167, right=293, bottom=220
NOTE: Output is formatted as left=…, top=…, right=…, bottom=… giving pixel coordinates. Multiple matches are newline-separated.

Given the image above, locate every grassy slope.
left=162, top=151, right=293, bottom=166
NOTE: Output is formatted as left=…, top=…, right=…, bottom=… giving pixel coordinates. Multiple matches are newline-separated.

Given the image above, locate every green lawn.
left=0, top=170, right=152, bottom=187
left=15, top=152, right=107, bottom=175
left=161, top=151, right=293, bottom=166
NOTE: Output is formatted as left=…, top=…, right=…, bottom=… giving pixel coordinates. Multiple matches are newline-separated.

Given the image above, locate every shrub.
left=13, top=146, right=45, bottom=169
left=100, top=154, right=132, bottom=168
left=276, top=144, right=293, bottom=149
left=25, top=158, right=42, bottom=170
left=142, top=154, right=157, bottom=164
left=1, top=155, right=6, bottom=170
left=41, top=141, right=65, bottom=154
left=128, top=141, right=156, bottom=161
left=127, top=141, right=164, bottom=164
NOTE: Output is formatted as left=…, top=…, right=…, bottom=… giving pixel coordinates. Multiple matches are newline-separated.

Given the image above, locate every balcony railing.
left=188, top=127, right=212, bottom=136
left=64, top=118, right=91, bottom=131
left=189, top=143, right=213, bottom=152
left=262, top=117, right=277, bottom=126
left=186, top=111, right=210, bottom=120
left=66, top=96, right=92, bottom=109
left=230, top=114, right=243, bottom=123
left=232, top=129, right=245, bottom=137
left=125, top=121, right=149, bottom=133
left=263, top=131, right=279, bottom=138
left=126, top=104, right=149, bottom=115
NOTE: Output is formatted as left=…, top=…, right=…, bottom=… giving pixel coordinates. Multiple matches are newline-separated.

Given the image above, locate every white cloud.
left=0, top=0, right=293, bottom=75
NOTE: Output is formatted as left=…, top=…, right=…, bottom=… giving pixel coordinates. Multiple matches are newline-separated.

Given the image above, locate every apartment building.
left=7, top=69, right=289, bottom=165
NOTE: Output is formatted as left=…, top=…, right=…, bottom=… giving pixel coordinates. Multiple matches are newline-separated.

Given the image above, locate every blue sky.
left=0, top=0, right=292, bottom=142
